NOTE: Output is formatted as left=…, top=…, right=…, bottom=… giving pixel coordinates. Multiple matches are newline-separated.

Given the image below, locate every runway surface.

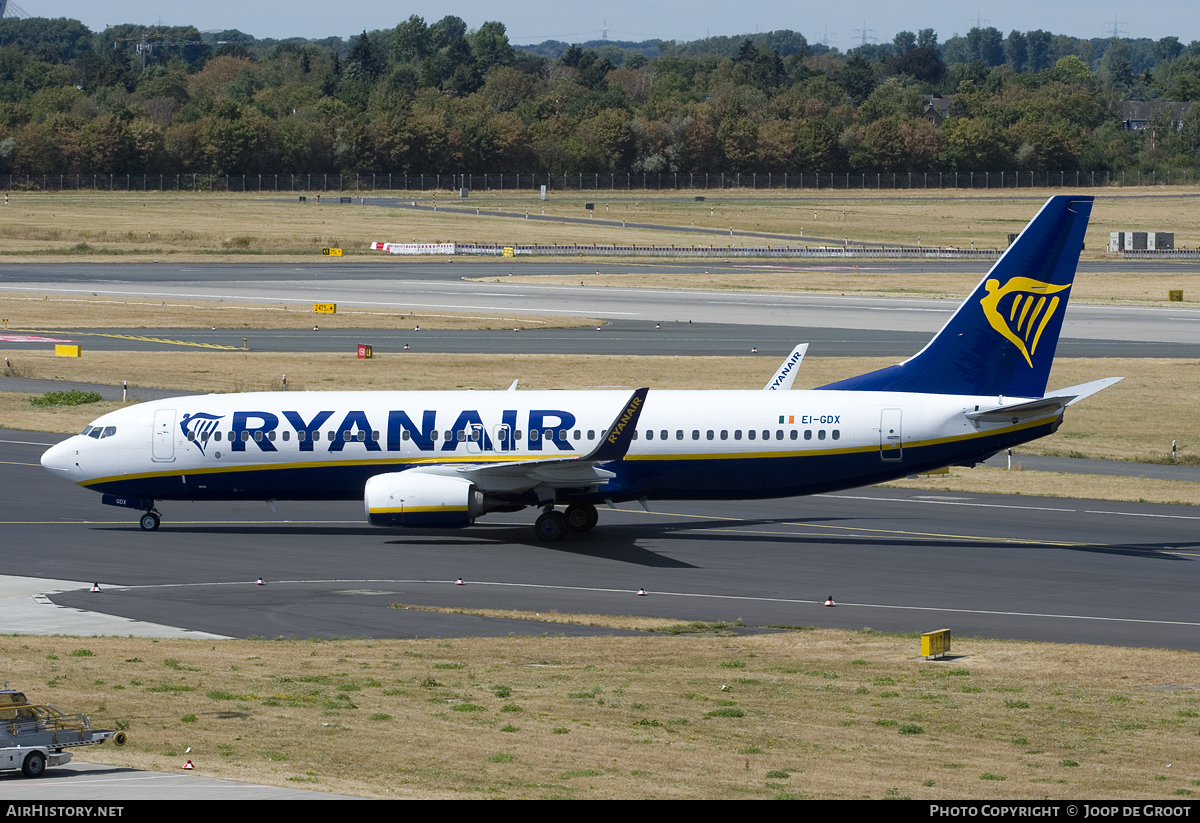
left=5, top=432, right=1199, bottom=650
left=7, top=321, right=1195, bottom=358
left=2, top=261, right=1198, bottom=351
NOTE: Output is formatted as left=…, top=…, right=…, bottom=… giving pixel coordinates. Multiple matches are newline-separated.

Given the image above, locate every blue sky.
left=28, top=1, right=1199, bottom=46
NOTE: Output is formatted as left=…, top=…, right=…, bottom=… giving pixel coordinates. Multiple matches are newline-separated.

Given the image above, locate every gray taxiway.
left=4, top=432, right=1199, bottom=651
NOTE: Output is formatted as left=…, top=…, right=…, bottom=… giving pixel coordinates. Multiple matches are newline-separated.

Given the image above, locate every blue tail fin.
left=818, top=195, right=1093, bottom=398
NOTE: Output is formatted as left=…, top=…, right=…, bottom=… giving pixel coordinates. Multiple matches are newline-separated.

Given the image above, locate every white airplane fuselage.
left=41, top=387, right=1054, bottom=504
left=39, top=195, right=1112, bottom=539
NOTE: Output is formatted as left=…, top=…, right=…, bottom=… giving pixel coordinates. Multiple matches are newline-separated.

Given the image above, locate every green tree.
left=472, top=22, right=514, bottom=75
left=390, top=16, right=428, bottom=64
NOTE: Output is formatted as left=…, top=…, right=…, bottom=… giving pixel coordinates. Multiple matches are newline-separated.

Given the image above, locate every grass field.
left=8, top=630, right=1200, bottom=799
left=0, top=187, right=1197, bottom=265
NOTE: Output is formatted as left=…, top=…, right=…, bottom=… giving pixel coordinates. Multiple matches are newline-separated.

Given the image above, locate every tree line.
left=0, top=15, right=1198, bottom=179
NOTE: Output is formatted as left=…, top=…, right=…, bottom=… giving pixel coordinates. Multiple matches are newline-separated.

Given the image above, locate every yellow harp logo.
left=979, top=277, right=1071, bottom=367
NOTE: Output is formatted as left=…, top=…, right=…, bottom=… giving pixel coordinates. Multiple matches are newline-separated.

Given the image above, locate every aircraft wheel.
left=22, top=750, right=46, bottom=778
left=139, top=512, right=161, bottom=532
left=534, top=511, right=568, bottom=542
left=565, top=503, right=598, bottom=532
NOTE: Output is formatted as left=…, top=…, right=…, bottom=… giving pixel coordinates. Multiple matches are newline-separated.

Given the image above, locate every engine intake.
left=364, top=471, right=484, bottom=528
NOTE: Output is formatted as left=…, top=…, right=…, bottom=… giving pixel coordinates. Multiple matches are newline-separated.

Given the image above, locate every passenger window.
left=457, top=430, right=466, bottom=442
left=297, top=431, right=305, bottom=441
left=327, top=431, right=335, bottom=441
left=646, top=430, right=654, bottom=440
left=790, top=430, right=797, bottom=440
left=214, top=431, right=222, bottom=442
left=720, top=430, right=728, bottom=440
left=429, top=431, right=438, bottom=441
left=515, top=430, right=522, bottom=440
left=186, top=431, right=195, bottom=441
left=401, top=430, right=410, bottom=441
left=574, top=430, right=581, bottom=440
left=371, top=430, right=379, bottom=441
left=282, top=431, right=291, bottom=441
left=632, top=430, right=638, bottom=440
left=587, top=430, right=595, bottom=440
left=691, top=430, right=699, bottom=440
left=734, top=430, right=742, bottom=440
left=254, top=431, right=263, bottom=441
left=268, top=431, right=276, bottom=441
left=558, top=429, right=567, bottom=441
left=747, top=430, right=756, bottom=440
left=707, top=430, right=714, bottom=440
left=832, top=430, right=840, bottom=440
left=530, top=429, right=539, bottom=441
left=775, top=430, right=783, bottom=440
left=242, top=431, right=250, bottom=442
left=818, top=430, right=826, bottom=440
left=804, top=430, right=812, bottom=440
left=358, top=431, right=367, bottom=441
left=660, top=430, right=668, bottom=440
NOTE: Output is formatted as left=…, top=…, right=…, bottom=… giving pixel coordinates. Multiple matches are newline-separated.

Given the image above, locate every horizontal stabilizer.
left=1050, top=376, right=1124, bottom=405
left=966, top=397, right=1075, bottom=424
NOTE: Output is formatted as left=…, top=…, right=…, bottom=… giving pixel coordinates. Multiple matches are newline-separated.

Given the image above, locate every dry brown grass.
left=0, top=187, right=1197, bottom=264
left=7, top=631, right=1200, bottom=799
left=0, top=291, right=595, bottom=330
left=884, top=465, right=1200, bottom=505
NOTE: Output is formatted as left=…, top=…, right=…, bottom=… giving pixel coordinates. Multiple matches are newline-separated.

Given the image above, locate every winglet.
left=584, top=388, right=648, bottom=462
left=765, top=344, right=808, bottom=390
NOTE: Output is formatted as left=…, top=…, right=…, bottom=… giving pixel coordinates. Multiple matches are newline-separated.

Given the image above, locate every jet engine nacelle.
left=364, top=471, right=484, bottom=528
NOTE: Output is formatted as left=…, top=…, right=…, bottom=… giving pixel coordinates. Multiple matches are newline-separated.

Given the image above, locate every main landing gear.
left=534, top=503, right=598, bottom=541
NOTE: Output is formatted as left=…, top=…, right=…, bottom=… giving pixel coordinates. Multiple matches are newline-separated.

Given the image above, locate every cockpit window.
left=100, top=426, right=117, bottom=439
left=88, top=427, right=102, bottom=439
left=80, top=426, right=92, bottom=436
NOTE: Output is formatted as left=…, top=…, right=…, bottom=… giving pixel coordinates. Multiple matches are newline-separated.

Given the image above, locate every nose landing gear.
left=139, top=509, right=161, bottom=531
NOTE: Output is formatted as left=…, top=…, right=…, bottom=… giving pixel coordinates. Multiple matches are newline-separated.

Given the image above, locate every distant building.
left=1119, top=101, right=1191, bottom=131
left=923, top=95, right=950, bottom=126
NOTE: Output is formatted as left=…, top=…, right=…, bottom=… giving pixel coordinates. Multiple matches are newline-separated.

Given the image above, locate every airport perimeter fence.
left=1123, top=249, right=1200, bottom=259
left=422, top=243, right=1003, bottom=259
left=3, top=169, right=1198, bottom=193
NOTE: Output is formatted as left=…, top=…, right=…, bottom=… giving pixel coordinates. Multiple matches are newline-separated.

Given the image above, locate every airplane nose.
left=41, top=439, right=74, bottom=475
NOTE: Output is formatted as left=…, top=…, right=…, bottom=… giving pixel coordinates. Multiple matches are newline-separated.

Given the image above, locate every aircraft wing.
left=415, top=388, right=648, bottom=495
